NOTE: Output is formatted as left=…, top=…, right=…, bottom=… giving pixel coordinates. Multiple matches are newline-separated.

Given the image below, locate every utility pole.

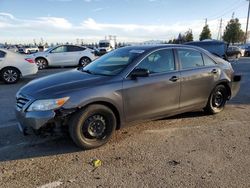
left=205, top=18, right=207, bottom=26
left=217, top=18, right=223, bottom=41
left=245, top=0, right=250, bottom=44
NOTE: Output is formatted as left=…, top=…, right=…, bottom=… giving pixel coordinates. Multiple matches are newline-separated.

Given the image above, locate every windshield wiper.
left=80, top=68, right=111, bottom=76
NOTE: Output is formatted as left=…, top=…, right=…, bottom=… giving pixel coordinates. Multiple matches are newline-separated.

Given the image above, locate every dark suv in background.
left=185, top=40, right=228, bottom=60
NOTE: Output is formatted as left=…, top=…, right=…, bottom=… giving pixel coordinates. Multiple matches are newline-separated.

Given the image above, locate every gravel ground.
left=0, top=58, right=250, bottom=188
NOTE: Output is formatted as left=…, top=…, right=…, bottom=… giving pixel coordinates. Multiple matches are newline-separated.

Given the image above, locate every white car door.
left=66, top=45, right=86, bottom=66
left=48, top=46, right=69, bottom=66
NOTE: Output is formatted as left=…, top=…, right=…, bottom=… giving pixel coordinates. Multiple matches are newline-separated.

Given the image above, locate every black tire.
left=36, top=58, right=48, bottom=70
left=1, top=67, right=20, bottom=84
left=79, top=57, right=91, bottom=67
left=69, top=104, right=116, bottom=149
left=204, top=85, right=228, bottom=114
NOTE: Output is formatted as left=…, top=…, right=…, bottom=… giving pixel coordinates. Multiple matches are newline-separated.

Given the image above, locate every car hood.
left=19, top=69, right=110, bottom=98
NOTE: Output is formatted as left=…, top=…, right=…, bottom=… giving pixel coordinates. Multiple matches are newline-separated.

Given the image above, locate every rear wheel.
left=1, top=67, right=20, bottom=84
left=36, top=58, right=48, bottom=70
left=79, top=57, right=91, bottom=67
left=69, top=104, right=116, bottom=149
left=204, top=85, right=228, bottom=114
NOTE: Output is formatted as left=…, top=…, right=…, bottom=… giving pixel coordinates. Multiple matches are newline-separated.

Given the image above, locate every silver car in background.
left=32, top=45, right=96, bottom=69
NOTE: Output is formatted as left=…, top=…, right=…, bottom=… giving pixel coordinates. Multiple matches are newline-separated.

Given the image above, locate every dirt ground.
left=0, top=58, right=250, bottom=188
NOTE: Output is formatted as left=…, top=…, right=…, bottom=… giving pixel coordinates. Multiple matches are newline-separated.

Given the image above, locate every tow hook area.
left=233, top=75, right=241, bottom=82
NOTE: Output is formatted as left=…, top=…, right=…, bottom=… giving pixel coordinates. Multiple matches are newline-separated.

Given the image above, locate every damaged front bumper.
left=16, top=109, right=56, bottom=134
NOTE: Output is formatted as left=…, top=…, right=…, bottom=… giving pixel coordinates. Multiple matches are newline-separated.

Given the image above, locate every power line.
left=207, top=1, right=246, bottom=20
left=245, top=0, right=250, bottom=43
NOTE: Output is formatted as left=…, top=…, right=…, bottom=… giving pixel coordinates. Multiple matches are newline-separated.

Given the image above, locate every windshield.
left=82, top=48, right=144, bottom=76
left=45, top=47, right=52, bottom=52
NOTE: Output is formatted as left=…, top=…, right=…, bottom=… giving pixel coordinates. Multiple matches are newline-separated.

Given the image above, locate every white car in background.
left=0, top=49, right=38, bottom=84
left=33, top=45, right=96, bottom=70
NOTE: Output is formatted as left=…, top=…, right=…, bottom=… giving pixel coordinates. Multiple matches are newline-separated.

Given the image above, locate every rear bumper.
left=22, top=65, right=38, bottom=77
left=15, top=109, right=55, bottom=132
left=230, top=75, right=241, bottom=98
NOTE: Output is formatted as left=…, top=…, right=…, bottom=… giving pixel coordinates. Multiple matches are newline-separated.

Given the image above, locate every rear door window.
left=51, top=46, right=67, bottom=53
left=203, top=54, right=216, bottom=66
left=67, top=45, right=85, bottom=52
left=177, top=49, right=204, bottom=69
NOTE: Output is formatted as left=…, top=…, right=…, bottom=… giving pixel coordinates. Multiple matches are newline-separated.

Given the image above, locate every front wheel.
left=204, top=85, right=228, bottom=114
left=1, top=67, right=20, bottom=84
left=69, top=105, right=116, bottom=149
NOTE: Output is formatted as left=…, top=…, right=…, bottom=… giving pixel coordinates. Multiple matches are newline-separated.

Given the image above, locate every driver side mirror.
left=130, top=68, right=150, bottom=79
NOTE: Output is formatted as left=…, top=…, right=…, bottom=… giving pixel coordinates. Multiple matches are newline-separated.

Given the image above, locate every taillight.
left=25, top=58, right=34, bottom=63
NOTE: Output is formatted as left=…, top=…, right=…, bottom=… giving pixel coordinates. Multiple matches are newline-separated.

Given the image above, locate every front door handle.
left=169, top=76, right=179, bottom=82
left=211, top=69, right=218, bottom=74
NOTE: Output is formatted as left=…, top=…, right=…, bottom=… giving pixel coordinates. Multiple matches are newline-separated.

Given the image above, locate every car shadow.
left=161, top=110, right=210, bottom=120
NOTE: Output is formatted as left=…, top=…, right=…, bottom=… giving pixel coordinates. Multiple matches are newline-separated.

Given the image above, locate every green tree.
left=168, top=39, right=173, bottom=44
left=199, top=25, right=212, bottom=41
left=222, top=18, right=245, bottom=44
left=185, top=29, right=193, bottom=42
left=177, top=33, right=186, bottom=44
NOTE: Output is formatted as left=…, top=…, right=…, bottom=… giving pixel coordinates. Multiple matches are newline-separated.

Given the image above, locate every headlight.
left=27, top=97, right=69, bottom=111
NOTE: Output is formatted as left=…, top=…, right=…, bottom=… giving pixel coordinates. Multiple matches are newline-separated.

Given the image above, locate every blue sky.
left=0, top=0, right=248, bottom=44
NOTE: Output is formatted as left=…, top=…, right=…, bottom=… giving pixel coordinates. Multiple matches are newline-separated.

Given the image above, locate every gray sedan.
left=16, top=45, right=240, bottom=149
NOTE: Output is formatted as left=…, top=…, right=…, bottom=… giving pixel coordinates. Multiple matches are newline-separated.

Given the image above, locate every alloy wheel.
left=80, top=58, right=91, bottom=67
left=3, top=69, right=18, bottom=83
left=36, top=59, right=47, bottom=70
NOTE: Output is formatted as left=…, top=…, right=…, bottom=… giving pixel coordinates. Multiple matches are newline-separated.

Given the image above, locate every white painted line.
left=37, top=181, right=63, bottom=188
left=0, top=121, right=18, bottom=128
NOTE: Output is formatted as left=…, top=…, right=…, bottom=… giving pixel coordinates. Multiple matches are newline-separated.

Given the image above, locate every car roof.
left=185, top=40, right=227, bottom=45
left=120, top=44, right=205, bottom=52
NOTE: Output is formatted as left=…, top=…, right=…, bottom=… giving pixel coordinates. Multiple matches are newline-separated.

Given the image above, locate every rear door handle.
left=169, top=76, right=179, bottom=82
left=211, top=69, right=218, bottom=74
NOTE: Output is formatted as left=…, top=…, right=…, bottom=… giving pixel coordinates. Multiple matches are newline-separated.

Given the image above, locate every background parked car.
left=244, top=46, right=250, bottom=57
left=226, top=46, right=243, bottom=58
left=32, top=45, right=96, bottom=70
left=0, top=49, right=38, bottom=84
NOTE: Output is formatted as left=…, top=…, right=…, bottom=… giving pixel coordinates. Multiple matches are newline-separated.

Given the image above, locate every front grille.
left=16, top=96, right=30, bottom=111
